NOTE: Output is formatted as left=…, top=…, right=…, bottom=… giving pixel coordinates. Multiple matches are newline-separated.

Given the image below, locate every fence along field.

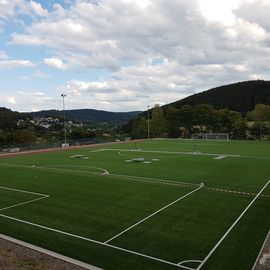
left=0, top=139, right=269, bottom=270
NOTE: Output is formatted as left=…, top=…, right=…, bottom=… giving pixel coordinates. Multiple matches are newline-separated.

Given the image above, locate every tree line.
left=125, top=104, right=270, bottom=140
left=167, top=80, right=270, bottom=113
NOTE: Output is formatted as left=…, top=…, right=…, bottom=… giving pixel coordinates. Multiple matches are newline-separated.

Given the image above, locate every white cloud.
left=0, top=90, right=57, bottom=112
left=43, top=58, right=67, bottom=70
left=12, top=34, right=44, bottom=46
left=3, top=0, right=270, bottom=111
left=28, top=1, right=49, bottom=17
left=10, top=0, right=270, bottom=72
left=0, top=0, right=21, bottom=19
left=0, top=59, right=35, bottom=69
left=0, top=0, right=48, bottom=19
left=199, top=0, right=241, bottom=25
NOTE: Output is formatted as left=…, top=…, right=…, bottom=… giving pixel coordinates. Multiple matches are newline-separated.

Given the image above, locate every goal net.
left=191, top=133, right=229, bottom=141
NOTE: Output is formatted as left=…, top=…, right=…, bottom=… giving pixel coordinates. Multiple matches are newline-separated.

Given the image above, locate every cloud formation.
left=0, top=59, right=35, bottom=69
left=43, top=58, right=67, bottom=69
left=1, top=0, right=270, bottom=111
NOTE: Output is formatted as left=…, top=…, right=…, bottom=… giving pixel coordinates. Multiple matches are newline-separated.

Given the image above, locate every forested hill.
left=167, top=80, right=270, bottom=112
left=30, top=109, right=141, bottom=123
left=0, top=107, right=27, bottom=131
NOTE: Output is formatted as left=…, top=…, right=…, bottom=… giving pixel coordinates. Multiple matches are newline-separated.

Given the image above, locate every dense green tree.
left=217, top=109, right=242, bottom=133
left=70, top=127, right=96, bottom=139
left=0, top=129, right=6, bottom=144
left=165, top=107, right=181, bottom=137
left=252, top=104, right=270, bottom=121
left=13, top=128, right=36, bottom=144
left=131, top=116, right=148, bottom=138
left=248, top=122, right=270, bottom=140
left=151, top=105, right=167, bottom=137
left=194, top=104, right=219, bottom=129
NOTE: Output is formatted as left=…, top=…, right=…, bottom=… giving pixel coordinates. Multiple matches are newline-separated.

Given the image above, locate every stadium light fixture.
left=147, top=105, right=150, bottom=140
left=61, top=94, right=67, bottom=145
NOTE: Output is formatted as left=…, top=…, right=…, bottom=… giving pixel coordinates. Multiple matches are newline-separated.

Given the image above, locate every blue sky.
left=0, top=0, right=270, bottom=112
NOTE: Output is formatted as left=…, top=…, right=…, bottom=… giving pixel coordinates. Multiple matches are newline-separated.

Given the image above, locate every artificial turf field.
left=0, top=139, right=269, bottom=270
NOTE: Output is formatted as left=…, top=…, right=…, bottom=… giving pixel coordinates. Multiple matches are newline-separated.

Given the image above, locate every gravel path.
left=254, top=230, right=270, bottom=270
left=0, top=238, right=95, bottom=270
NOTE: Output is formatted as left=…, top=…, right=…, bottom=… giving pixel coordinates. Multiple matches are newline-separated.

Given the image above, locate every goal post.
left=191, top=133, right=229, bottom=141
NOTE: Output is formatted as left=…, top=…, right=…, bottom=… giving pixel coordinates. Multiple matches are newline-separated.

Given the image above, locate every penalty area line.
left=0, top=185, right=49, bottom=197
left=177, top=260, right=202, bottom=270
left=0, top=185, right=50, bottom=212
left=0, top=196, right=49, bottom=212
left=104, top=183, right=204, bottom=244
left=0, top=213, right=194, bottom=270
left=197, top=179, right=270, bottom=270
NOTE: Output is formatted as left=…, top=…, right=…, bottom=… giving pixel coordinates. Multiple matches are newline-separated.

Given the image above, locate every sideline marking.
left=49, top=165, right=110, bottom=176
left=108, top=173, right=200, bottom=188
left=214, top=155, right=226, bottom=160
left=0, top=196, right=49, bottom=212
left=204, top=186, right=270, bottom=198
left=0, top=213, right=193, bottom=270
left=0, top=185, right=48, bottom=197
left=1, top=162, right=268, bottom=197
left=105, top=148, right=241, bottom=157
left=90, top=149, right=105, bottom=153
left=178, top=260, right=202, bottom=270
left=0, top=233, right=103, bottom=270
left=0, top=162, right=198, bottom=188
left=0, top=185, right=50, bottom=212
left=104, top=183, right=204, bottom=244
left=197, top=179, right=270, bottom=270
left=0, top=162, right=107, bottom=177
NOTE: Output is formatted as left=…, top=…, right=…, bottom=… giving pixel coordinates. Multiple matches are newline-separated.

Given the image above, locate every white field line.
left=178, top=143, right=227, bottom=146
left=104, top=148, right=241, bottom=157
left=107, top=173, right=200, bottom=188
left=118, top=151, right=188, bottom=159
left=0, top=185, right=50, bottom=212
left=90, top=149, right=105, bottom=153
left=0, top=196, right=49, bottom=212
left=104, top=183, right=204, bottom=244
left=204, top=187, right=270, bottom=198
left=2, top=162, right=268, bottom=197
left=48, top=165, right=110, bottom=176
left=37, top=166, right=102, bottom=176
left=0, top=213, right=193, bottom=270
left=0, top=162, right=199, bottom=188
left=251, top=229, right=270, bottom=270
left=0, top=233, right=103, bottom=270
left=178, top=260, right=202, bottom=269
left=197, top=179, right=270, bottom=270
left=176, top=265, right=194, bottom=270
left=0, top=162, right=106, bottom=176
left=213, top=155, right=226, bottom=160
left=7, top=161, right=266, bottom=198
left=0, top=185, right=49, bottom=197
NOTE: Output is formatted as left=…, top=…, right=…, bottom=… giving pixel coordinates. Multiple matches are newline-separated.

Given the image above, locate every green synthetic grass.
left=0, top=139, right=269, bottom=270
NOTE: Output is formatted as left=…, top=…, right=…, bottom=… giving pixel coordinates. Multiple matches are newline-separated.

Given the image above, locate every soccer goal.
left=191, top=133, right=229, bottom=141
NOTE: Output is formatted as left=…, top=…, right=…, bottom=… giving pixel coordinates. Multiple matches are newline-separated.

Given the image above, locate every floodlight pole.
left=259, top=122, right=262, bottom=140
left=61, top=94, right=67, bottom=145
left=147, top=105, right=150, bottom=140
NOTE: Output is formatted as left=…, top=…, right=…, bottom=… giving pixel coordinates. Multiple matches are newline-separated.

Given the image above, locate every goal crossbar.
left=191, top=133, right=229, bottom=141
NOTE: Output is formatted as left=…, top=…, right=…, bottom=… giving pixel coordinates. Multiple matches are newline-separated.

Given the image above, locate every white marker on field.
left=197, top=179, right=270, bottom=270
left=104, top=184, right=204, bottom=244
